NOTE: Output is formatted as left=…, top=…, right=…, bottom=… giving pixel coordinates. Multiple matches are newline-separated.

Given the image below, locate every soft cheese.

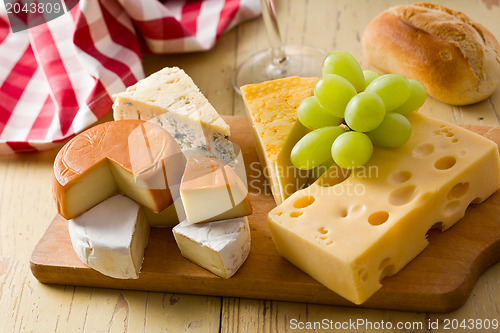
left=181, top=156, right=252, bottom=224
left=268, top=112, right=500, bottom=304
left=52, top=120, right=185, bottom=220
left=172, top=217, right=251, bottom=278
left=112, top=67, right=236, bottom=165
left=68, top=195, right=150, bottom=279
left=240, top=77, right=318, bottom=204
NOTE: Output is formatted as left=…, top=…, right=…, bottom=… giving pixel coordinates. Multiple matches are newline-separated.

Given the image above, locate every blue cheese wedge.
left=68, top=195, right=150, bottom=279
left=172, top=217, right=251, bottom=278
left=112, top=67, right=236, bottom=165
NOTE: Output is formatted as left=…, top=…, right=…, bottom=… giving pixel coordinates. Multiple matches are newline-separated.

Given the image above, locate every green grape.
left=291, top=126, right=346, bottom=170
left=366, top=113, right=412, bottom=148
left=314, top=74, right=357, bottom=118
left=365, top=74, right=410, bottom=111
left=392, top=79, right=427, bottom=115
left=297, top=96, right=343, bottom=129
left=331, top=131, right=373, bottom=169
left=344, top=91, right=386, bottom=132
left=363, top=70, right=380, bottom=89
left=322, top=50, right=365, bottom=92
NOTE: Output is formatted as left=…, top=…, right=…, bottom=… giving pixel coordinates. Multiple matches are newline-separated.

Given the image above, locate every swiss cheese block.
left=240, top=77, right=317, bottom=205
left=112, top=67, right=236, bottom=165
left=53, top=120, right=185, bottom=220
left=172, top=217, right=251, bottom=278
left=181, top=156, right=252, bottom=224
left=268, top=112, right=500, bottom=304
left=68, top=195, right=150, bottom=279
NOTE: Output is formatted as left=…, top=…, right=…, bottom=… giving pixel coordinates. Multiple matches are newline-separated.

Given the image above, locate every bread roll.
left=362, top=3, right=500, bottom=105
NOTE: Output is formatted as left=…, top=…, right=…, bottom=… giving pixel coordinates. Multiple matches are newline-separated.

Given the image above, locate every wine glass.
left=233, top=0, right=326, bottom=94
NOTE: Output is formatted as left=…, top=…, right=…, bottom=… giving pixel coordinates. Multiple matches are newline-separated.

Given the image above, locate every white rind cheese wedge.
left=268, top=112, right=500, bottom=304
left=181, top=156, right=252, bottom=224
left=68, top=195, right=150, bottom=279
left=172, top=217, right=251, bottom=278
left=112, top=67, right=236, bottom=165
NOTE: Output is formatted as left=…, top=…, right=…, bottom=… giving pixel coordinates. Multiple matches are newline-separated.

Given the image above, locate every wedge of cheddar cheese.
left=240, top=77, right=318, bottom=205
left=113, top=67, right=236, bottom=165
left=53, top=119, right=185, bottom=220
left=268, top=111, right=500, bottom=304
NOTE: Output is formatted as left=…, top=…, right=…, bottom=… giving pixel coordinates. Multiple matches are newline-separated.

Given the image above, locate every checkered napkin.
left=0, top=0, right=260, bottom=154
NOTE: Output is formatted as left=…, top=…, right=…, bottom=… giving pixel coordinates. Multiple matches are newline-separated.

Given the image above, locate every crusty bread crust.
left=362, top=3, right=500, bottom=105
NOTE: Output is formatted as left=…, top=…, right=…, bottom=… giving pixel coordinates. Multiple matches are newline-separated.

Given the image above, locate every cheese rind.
left=172, top=217, right=251, bottom=278
left=241, top=77, right=317, bottom=204
left=68, top=195, right=150, bottom=279
left=112, top=67, right=235, bottom=165
left=181, top=156, right=252, bottom=224
left=52, top=120, right=185, bottom=219
left=268, top=112, right=500, bottom=304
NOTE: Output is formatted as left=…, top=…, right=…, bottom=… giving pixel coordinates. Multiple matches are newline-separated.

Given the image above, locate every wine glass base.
left=233, top=45, right=327, bottom=95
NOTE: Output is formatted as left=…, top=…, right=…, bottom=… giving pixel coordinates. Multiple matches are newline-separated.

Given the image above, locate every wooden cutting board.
left=30, top=116, right=500, bottom=313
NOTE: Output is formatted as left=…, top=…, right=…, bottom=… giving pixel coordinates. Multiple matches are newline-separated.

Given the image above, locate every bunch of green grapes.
left=291, top=50, right=427, bottom=170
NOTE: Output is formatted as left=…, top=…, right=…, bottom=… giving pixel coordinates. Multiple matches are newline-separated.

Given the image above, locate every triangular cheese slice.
left=180, top=156, right=252, bottom=224
left=240, top=77, right=318, bottom=204
left=68, top=195, right=150, bottom=279
left=113, top=67, right=235, bottom=165
left=173, top=217, right=251, bottom=278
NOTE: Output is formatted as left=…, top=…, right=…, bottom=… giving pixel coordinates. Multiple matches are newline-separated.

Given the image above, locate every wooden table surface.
left=2, top=0, right=500, bottom=332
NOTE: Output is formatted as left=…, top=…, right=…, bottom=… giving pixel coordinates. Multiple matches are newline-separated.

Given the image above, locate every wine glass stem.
left=260, top=0, right=287, bottom=65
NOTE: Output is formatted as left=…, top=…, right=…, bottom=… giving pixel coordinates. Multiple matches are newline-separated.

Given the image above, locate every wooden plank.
left=30, top=116, right=500, bottom=313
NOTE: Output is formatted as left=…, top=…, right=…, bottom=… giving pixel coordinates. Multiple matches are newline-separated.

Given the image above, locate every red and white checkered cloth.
left=0, top=0, right=260, bottom=154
